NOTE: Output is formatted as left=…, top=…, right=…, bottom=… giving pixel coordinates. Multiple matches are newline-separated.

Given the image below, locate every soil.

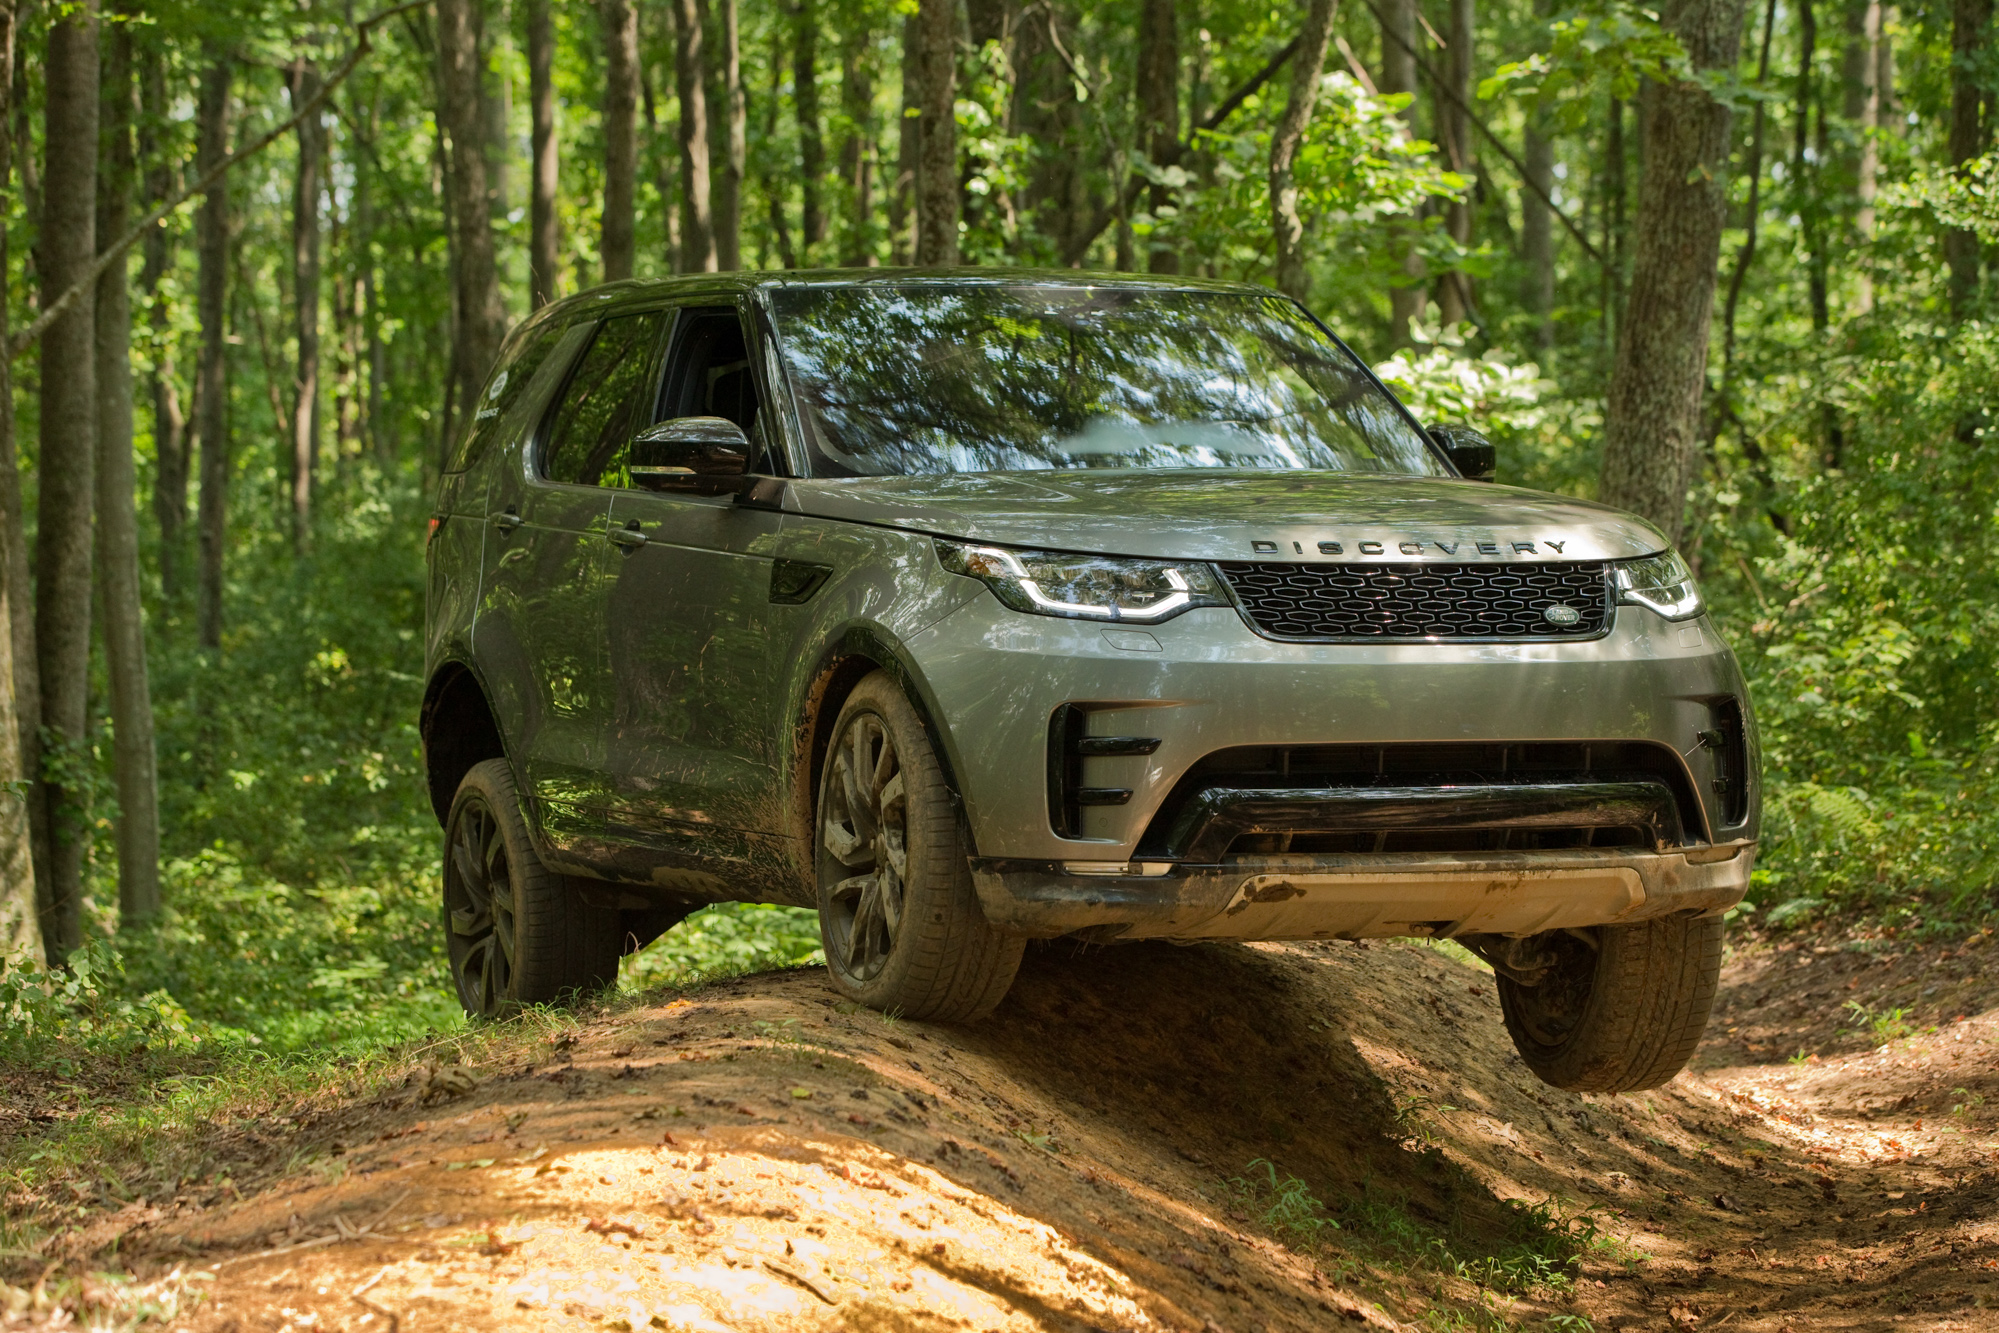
left=6, top=921, right=1999, bottom=1332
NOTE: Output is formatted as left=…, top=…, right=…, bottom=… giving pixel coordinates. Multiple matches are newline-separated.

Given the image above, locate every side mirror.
left=1429, top=424, right=1496, bottom=483
left=628, top=416, right=752, bottom=495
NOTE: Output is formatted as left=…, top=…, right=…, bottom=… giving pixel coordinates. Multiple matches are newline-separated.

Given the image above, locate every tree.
left=528, top=0, right=560, bottom=306
left=1138, top=0, right=1179, bottom=274
left=1597, top=0, right=1749, bottom=542
left=287, top=57, right=325, bottom=545
left=194, top=55, right=231, bottom=654
left=35, top=0, right=101, bottom=961
left=836, top=8, right=875, bottom=266
left=674, top=0, right=717, bottom=270
left=1269, top=0, right=1339, bottom=302
left=713, top=0, right=745, bottom=269
left=0, top=0, right=36, bottom=956
left=1435, top=0, right=1476, bottom=325
left=603, top=0, right=640, bottom=282
left=94, top=21, right=160, bottom=924
left=795, top=0, right=826, bottom=254
left=912, top=0, right=957, bottom=264
left=1945, top=0, right=1988, bottom=316
left=436, top=0, right=508, bottom=434
left=1378, top=0, right=1425, bottom=339
left=139, top=43, right=188, bottom=590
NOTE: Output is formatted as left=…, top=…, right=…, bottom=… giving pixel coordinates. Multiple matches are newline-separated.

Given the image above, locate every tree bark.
left=1522, top=119, right=1554, bottom=347
left=1947, top=0, right=1986, bottom=317
left=139, top=43, right=187, bottom=595
left=194, top=55, right=231, bottom=654
left=838, top=16, right=876, bottom=265
left=713, top=0, right=745, bottom=268
left=437, top=0, right=508, bottom=437
left=287, top=59, right=323, bottom=548
left=93, top=24, right=159, bottom=926
left=912, top=0, right=958, bottom=264
left=1269, top=0, right=1338, bottom=302
left=1138, top=0, right=1180, bottom=274
left=1378, top=0, right=1425, bottom=339
left=0, top=0, right=38, bottom=957
left=602, top=0, right=639, bottom=282
left=35, top=0, right=101, bottom=960
left=673, top=0, right=717, bottom=271
left=795, top=0, right=826, bottom=252
left=1597, top=0, right=1747, bottom=544
left=527, top=0, right=559, bottom=306
left=1850, top=0, right=1881, bottom=313
left=890, top=13, right=918, bottom=263
left=1435, top=0, right=1475, bottom=325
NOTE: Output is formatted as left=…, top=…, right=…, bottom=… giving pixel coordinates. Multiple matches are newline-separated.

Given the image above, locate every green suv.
left=422, top=271, right=1758, bottom=1093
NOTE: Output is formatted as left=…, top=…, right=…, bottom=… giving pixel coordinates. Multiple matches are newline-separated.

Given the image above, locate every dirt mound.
left=8, top=929, right=1999, bottom=1331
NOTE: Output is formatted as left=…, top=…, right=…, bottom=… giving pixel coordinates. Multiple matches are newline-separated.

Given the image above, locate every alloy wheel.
left=445, top=793, right=518, bottom=1015
left=821, top=711, right=907, bottom=982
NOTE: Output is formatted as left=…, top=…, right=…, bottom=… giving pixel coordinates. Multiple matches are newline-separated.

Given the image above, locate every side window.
left=541, top=312, right=668, bottom=486
left=656, top=308, right=762, bottom=440
left=446, top=321, right=563, bottom=473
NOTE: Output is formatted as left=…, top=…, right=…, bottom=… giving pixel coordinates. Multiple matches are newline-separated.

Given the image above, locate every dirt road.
left=8, top=923, right=1999, bottom=1331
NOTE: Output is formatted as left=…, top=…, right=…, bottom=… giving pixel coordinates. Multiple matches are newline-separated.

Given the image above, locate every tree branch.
left=1354, top=0, right=1605, bottom=267
left=9, top=0, right=426, bottom=362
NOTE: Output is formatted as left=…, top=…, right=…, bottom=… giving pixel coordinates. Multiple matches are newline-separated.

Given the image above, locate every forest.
left=0, top=0, right=1993, bottom=1059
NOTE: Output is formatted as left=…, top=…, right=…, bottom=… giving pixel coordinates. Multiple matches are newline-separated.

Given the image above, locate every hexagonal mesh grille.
left=1216, top=561, right=1613, bottom=640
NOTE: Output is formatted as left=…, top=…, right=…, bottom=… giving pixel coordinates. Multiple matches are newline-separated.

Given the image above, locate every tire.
left=814, top=671, right=1024, bottom=1022
left=1495, top=913, right=1725, bottom=1093
left=442, top=758, right=621, bottom=1017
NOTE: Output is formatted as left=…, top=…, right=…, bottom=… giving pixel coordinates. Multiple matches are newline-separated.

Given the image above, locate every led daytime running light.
left=961, top=544, right=1196, bottom=622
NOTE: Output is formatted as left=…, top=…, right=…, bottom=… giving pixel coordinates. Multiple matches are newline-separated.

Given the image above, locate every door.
left=475, top=310, right=670, bottom=854
left=599, top=306, right=789, bottom=882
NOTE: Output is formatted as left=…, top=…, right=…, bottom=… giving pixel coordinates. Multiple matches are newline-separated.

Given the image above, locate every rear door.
left=476, top=310, right=671, bottom=854
left=599, top=304, right=789, bottom=880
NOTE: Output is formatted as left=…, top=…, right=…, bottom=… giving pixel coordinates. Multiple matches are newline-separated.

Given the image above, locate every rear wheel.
left=1494, top=913, right=1725, bottom=1092
left=815, top=672, right=1023, bottom=1021
left=442, top=758, right=620, bottom=1017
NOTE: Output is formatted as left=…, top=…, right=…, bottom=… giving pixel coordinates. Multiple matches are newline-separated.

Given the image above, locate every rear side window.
left=541, top=313, right=668, bottom=486
left=446, top=321, right=564, bottom=474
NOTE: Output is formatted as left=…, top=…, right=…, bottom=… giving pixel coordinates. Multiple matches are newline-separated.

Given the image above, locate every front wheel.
left=815, top=672, right=1023, bottom=1022
left=442, top=758, right=620, bottom=1017
left=1494, top=913, right=1725, bottom=1092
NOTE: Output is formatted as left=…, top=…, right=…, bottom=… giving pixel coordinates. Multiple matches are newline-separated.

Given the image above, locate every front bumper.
left=905, top=596, right=1760, bottom=864
left=970, top=840, right=1755, bottom=941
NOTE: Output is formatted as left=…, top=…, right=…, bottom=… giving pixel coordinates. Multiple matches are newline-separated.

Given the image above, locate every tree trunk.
left=1850, top=0, right=1881, bottom=314
left=1138, top=0, right=1180, bottom=274
left=1522, top=121, right=1554, bottom=348
left=194, top=55, right=231, bottom=654
left=912, top=0, right=958, bottom=264
left=482, top=18, right=511, bottom=219
left=713, top=0, right=745, bottom=269
left=1378, top=0, right=1425, bottom=340
left=603, top=0, right=639, bottom=282
left=1793, top=0, right=1831, bottom=334
left=1435, top=0, right=1475, bottom=325
left=139, top=44, right=187, bottom=595
left=795, top=0, right=826, bottom=253
left=437, top=0, right=509, bottom=438
left=288, top=59, right=323, bottom=549
left=528, top=0, right=559, bottom=307
left=890, top=13, right=918, bottom=264
left=35, top=0, right=101, bottom=961
left=1269, top=0, right=1338, bottom=302
left=0, top=0, right=39, bottom=957
left=1597, top=0, right=1747, bottom=544
left=673, top=0, right=717, bottom=271
left=838, top=17, right=876, bottom=266
left=93, top=25, right=159, bottom=926
left=1947, top=0, right=1986, bottom=316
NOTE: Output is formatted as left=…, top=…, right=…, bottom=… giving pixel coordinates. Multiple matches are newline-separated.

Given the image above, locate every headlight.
left=937, top=541, right=1228, bottom=623
left=1614, top=550, right=1704, bottom=621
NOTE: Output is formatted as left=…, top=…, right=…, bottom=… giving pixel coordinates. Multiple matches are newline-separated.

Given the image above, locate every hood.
left=782, top=470, right=1671, bottom=563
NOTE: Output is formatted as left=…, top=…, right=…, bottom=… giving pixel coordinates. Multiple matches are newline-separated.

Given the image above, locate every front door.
left=477, top=310, right=670, bottom=854
left=599, top=306, right=789, bottom=889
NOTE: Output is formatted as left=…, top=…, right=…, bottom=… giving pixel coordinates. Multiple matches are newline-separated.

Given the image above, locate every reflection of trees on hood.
left=771, top=286, right=1436, bottom=477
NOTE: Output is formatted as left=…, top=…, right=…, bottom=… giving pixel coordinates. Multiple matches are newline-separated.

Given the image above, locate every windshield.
left=766, top=283, right=1446, bottom=478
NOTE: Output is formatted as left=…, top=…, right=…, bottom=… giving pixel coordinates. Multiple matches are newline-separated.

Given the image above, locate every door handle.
left=607, top=524, right=648, bottom=550
left=492, top=510, right=524, bottom=534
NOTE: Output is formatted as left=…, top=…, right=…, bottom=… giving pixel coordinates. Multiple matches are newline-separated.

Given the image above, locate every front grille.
left=1217, top=560, right=1613, bottom=641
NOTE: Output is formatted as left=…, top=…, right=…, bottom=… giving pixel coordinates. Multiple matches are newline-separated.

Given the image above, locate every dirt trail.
left=10, top=925, right=1999, bottom=1332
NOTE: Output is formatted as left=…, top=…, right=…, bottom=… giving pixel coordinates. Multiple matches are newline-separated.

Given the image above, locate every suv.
left=423, top=271, right=1757, bottom=1093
